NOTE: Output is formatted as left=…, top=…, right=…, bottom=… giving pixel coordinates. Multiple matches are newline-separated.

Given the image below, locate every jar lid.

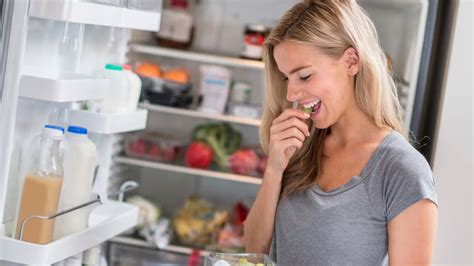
left=245, top=24, right=267, bottom=33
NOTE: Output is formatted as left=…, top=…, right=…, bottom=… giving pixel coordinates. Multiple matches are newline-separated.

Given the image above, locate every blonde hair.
left=260, top=0, right=407, bottom=197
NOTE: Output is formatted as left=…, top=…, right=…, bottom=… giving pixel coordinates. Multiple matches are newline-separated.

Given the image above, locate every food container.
left=173, top=197, right=229, bottom=247
left=141, top=76, right=193, bottom=108
left=241, top=24, right=269, bottom=60
left=124, top=132, right=182, bottom=162
left=204, top=253, right=275, bottom=266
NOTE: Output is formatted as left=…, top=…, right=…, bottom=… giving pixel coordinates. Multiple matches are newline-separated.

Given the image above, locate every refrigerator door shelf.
left=69, top=109, right=148, bottom=134
left=0, top=200, right=138, bottom=265
left=29, top=0, right=161, bottom=32
left=19, top=72, right=109, bottom=102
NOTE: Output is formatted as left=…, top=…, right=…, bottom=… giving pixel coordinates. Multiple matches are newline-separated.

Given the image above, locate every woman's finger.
left=271, top=126, right=307, bottom=143
left=271, top=117, right=310, bottom=137
left=272, top=108, right=310, bottom=125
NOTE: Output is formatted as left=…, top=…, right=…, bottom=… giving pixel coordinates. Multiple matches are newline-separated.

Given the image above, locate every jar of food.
left=230, top=82, right=252, bottom=104
left=241, top=24, right=268, bottom=60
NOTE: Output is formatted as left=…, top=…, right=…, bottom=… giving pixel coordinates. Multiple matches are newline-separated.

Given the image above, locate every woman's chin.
left=311, top=120, right=331, bottom=130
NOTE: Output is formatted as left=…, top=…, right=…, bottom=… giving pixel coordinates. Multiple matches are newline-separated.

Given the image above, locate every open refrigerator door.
left=0, top=0, right=162, bottom=265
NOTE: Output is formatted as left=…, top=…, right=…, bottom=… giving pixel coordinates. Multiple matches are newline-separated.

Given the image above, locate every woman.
left=244, top=0, right=438, bottom=265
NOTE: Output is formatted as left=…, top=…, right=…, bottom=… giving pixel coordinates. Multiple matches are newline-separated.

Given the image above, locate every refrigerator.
left=0, top=0, right=465, bottom=265
left=0, top=0, right=161, bottom=265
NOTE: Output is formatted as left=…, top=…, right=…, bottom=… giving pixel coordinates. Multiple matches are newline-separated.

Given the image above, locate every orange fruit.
left=135, top=62, right=161, bottom=78
left=162, top=68, right=189, bottom=84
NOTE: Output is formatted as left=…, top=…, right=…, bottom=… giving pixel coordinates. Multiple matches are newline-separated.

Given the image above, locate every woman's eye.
left=300, top=75, right=311, bottom=81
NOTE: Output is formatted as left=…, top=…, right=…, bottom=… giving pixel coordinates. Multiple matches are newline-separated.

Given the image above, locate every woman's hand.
left=267, top=108, right=310, bottom=176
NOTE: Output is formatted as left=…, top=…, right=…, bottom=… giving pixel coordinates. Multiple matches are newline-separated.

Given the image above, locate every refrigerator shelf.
left=29, top=0, right=161, bottom=32
left=114, top=156, right=263, bottom=185
left=69, top=109, right=148, bottom=134
left=110, top=236, right=212, bottom=257
left=0, top=201, right=138, bottom=265
left=130, top=44, right=265, bottom=71
left=140, top=103, right=261, bottom=127
left=19, top=72, right=109, bottom=102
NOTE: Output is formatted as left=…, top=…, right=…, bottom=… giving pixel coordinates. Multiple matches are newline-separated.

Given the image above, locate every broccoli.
left=192, top=123, right=241, bottom=169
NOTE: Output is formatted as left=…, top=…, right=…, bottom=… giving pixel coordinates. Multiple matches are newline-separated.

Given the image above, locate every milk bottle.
left=54, top=126, right=98, bottom=240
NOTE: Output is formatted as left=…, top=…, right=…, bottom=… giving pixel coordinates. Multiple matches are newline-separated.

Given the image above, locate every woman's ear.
left=344, top=47, right=359, bottom=76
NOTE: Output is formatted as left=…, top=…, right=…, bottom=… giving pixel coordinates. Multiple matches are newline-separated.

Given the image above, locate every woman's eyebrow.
left=288, top=65, right=312, bottom=75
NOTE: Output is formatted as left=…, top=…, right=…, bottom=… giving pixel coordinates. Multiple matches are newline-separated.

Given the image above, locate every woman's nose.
left=286, top=83, right=303, bottom=102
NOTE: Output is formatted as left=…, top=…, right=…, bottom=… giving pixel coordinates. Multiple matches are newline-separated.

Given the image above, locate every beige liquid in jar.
left=16, top=173, right=62, bottom=244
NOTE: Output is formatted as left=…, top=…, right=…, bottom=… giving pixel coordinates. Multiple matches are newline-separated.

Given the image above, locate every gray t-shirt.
left=269, top=131, right=438, bottom=265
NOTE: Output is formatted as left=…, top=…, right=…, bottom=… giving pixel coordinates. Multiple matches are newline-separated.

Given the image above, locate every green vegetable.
left=303, top=106, right=313, bottom=114
left=192, top=123, right=241, bottom=169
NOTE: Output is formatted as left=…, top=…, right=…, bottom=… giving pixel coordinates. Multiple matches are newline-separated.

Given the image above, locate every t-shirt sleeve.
left=384, top=153, right=438, bottom=221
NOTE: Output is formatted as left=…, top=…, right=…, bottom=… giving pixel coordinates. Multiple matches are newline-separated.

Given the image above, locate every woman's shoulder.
left=374, top=130, right=432, bottom=176
left=365, top=130, right=438, bottom=220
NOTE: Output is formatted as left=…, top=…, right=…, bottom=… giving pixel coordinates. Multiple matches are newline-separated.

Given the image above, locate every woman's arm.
left=244, top=167, right=283, bottom=253
left=244, top=108, right=310, bottom=253
left=388, top=199, right=438, bottom=265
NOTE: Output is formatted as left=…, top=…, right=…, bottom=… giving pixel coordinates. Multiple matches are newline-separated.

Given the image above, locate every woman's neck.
left=329, top=99, right=383, bottom=147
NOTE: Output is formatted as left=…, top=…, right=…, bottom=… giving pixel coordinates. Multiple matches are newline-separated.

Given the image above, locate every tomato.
left=185, top=142, right=213, bottom=169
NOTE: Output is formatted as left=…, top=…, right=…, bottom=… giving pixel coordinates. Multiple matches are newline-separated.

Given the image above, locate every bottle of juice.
left=15, top=125, right=64, bottom=244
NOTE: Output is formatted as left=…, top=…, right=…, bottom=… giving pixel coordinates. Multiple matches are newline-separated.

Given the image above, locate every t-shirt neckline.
left=311, top=130, right=398, bottom=196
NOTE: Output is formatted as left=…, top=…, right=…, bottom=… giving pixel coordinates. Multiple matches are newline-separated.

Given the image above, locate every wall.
left=431, top=0, right=473, bottom=264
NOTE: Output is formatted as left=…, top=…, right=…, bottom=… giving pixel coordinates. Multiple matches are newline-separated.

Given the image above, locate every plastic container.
left=141, top=76, right=193, bottom=108
left=230, top=82, right=252, bottom=104
left=204, top=253, right=275, bottom=266
left=100, top=64, right=130, bottom=113
left=124, top=132, right=182, bottom=163
left=156, top=1, right=194, bottom=49
left=53, top=126, right=98, bottom=240
left=123, top=64, right=142, bottom=112
left=198, top=65, right=232, bottom=115
left=14, top=125, right=64, bottom=244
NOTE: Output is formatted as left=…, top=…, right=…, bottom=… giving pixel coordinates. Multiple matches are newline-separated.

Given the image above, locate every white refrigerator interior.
left=0, top=0, right=161, bottom=264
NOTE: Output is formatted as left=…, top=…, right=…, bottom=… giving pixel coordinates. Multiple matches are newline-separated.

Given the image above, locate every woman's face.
left=273, top=40, right=359, bottom=129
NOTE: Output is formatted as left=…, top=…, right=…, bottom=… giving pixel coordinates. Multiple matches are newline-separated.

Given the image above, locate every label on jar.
left=241, top=32, right=266, bottom=59
left=231, top=82, right=252, bottom=104
left=242, top=44, right=263, bottom=60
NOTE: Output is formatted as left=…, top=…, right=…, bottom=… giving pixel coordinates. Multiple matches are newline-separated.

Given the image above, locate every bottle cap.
left=41, top=126, right=64, bottom=140
left=67, top=126, right=88, bottom=135
left=44, top=124, right=65, bottom=134
left=105, top=64, right=123, bottom=71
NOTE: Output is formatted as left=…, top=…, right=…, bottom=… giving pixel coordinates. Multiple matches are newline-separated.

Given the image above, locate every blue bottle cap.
left=67, top=126, right=88, bottom=135
left=44, top=124, right=65, bottom=134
